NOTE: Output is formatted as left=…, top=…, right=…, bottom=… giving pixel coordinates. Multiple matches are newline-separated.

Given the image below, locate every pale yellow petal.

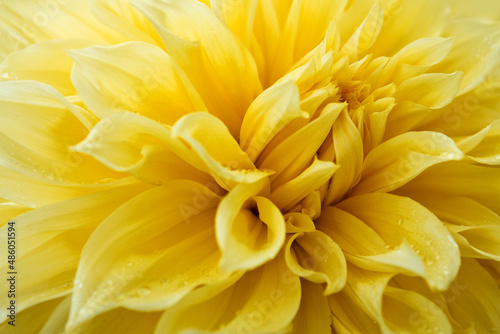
left=451, top=0, right=500, bottom=21
left=68, top=181, right=228, bottom=327
left=433, top=19, right=500, bottom=95
left=132, top=0, right=262, bottom=136
left=0, top=0, right=124, bottom=60
left=89, top=0, right=162, bottom=45
left=73, top=112, right=212, bottom=186
left=0, top=183, right=147, bottom=319
left=0, top=39, right=93, bottom=96
left=370, top=0, right=450, bottom=56
left=353, top=132, right=464, bottom=195
left=0, top=81, right=124, bottom=186
left=216, top=178, right=285, bottom=271
left=211, top=0, right=258, bottom=47
left=70, top=41, right=205, bottom=123
left=285, top=231, right=346, bottom=295
left=456, top=120, right=500, bottom=164
left=155, top=255, right=301, bottom=334
left=172, top=112, right=269, bottom=190
left=0, top=202, right=31, bottom=225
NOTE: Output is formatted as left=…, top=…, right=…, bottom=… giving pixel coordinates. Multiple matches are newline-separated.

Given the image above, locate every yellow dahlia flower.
left=1, top=0, right=500, bottom=333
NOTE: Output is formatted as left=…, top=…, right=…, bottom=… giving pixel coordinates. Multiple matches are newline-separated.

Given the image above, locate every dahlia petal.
left=456, top=120, right=500, bottom=164
left=291, top=279, right=332, bottom=334
left=353, top=132, right=464, bottom=194
left=0, top=297, right=64, bottom=331
left=73, top=112, right=211, bottom=186
left=0, top=166, right=135, bottom=208
left=0, top=0, right=124, bottom=60
left=318, top=206, right=426, bottom=279
left=89, top=0, right=162, bottom=46
left=382, top=286, right=452, bottom=333
left=444, top=259, right=500, bottom=332
left=284, top=212, right=317, bottom=234
left=331, top=193, right=460, bottom=291
left=395, top=162, right=500, bottom=214
left=216, top=178, right=285, bottom=271
left=285, top=231, right=346, bottom=295
left=433, top=19, right=500, bottom=95
left=0, top=183, right=146, bottom=320
left=328, top=266, right=392, bottom=333
left=69, top=181, right=228, bottom=327
left=393, top=72, right=463, bottom=109
left=0, top=81, right=124, bottom=186
left=324, top=109, right=364, bottom=205
left=370, top=0, right=450, bottom=56
left=258, top=102, right=345, bottom=187
left=270, top=158, right=338, bottom=212
left=155, top=256, right=301, bottom=334
left=341, top=2, right=384, bottom=61
left=0, top=39, right=93, bottom=96
left=448, top=225, right=500, bottom=261
left=0, top=201, right=30, bottom=224
left=378, top=37, right=455, bottom=87
left=39, top=296, right=71, bottom=334
left=451, top=0, right=500, bottom=21
left=132, top=0, right=262, bottom=136
left=172, top=112, right=270, bottom=190
left=268, top=0, right=347, bottom=82
left=70, top=308, right=162, bottom=334
left=240, top=80, right=306, bottom=162
left=211, top=0, right=258, bottom=47
left=70, top=42, right=205, bottom=123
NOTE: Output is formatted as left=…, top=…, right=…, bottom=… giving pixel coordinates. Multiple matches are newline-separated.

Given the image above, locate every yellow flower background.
left=1, top=0, right=500, bottom=332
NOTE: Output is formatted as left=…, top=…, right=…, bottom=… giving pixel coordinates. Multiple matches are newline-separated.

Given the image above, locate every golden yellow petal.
left=216, top=178, right=285, bottom=271
left=324, top=109, right=364, bottom=205
left=353, top=132, right=464, bottom=194
left=240, top=80, right=306, bottom=162
left=0, top=297, right=64, bottom=332
left=271, top=158, right=338, bottom=212
left=285, top=231, right=346, bottom=295
left=291, top=279, right=332, bottom=334
left=211, top=0, right=258, bottom=47
left=258, top=102, right=345, bottom=187
left=328, top=193, right=461, bottom=291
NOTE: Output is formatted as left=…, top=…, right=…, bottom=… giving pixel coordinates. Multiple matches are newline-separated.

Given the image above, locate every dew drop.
left=160, top=278, right=169, bottom=285
left=397, top=219, right=403, bottom=225
left=137, top=286, right=151, bottom=297
left=125, top=261, right=133, bottom=267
